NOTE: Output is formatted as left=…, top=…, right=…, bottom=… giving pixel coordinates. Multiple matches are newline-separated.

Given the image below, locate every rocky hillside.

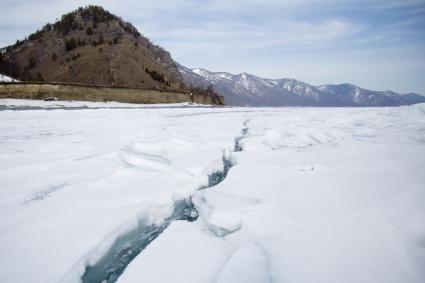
left=0, top=6, right=185, bottom=91
left=179, top=66, right=425, bottom=107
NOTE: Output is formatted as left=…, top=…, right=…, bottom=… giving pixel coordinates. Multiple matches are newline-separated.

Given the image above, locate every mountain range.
left=178, top=65, right=425, bottom=107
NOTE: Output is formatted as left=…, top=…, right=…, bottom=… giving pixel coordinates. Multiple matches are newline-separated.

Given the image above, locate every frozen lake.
left=1, top=99, right=424, bottom=283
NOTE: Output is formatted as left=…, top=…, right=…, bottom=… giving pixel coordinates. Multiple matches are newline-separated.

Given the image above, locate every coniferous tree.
left=86, top=27, right=93, bottom=35
left=28, top=56, right=36, bottom=69
left=65, top=38, right=77, bottom=51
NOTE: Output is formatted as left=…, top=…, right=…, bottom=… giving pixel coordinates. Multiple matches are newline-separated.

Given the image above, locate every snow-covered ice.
left=0, top=98, right=211, bottom=110
left=0, top=99, right=424, bottom=283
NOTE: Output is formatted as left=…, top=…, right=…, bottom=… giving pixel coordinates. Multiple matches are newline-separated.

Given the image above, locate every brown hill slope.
left=0, top=6, right=185, bottom=91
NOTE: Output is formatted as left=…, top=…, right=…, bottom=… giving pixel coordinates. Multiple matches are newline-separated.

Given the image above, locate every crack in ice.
left=81, top=199, right=198, bottom=283
left=79, top=120, right=251, bottom=283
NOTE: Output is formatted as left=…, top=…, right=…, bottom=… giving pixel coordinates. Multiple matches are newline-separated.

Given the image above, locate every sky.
left=1, top=0, right=424, bottom=94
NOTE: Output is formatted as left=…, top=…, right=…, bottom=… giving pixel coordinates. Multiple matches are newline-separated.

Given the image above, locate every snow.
left=217, top=73, right=235, bottom=80
left=0, top=74, right=19, bottom=82
left=0, top=98, right=211, bottom=109
left=267, top=79, right=279, bottom=86
left=192, top=68, right=235, bottom=83
left=1, top=99, right=424, bottom=283
left=216, top=242, right=271, bottom=283
left=117, top=221, right=230, bottom=283
left=192, top=68, right=216, bottom=82
left=0, top=100, right=245, bottom=283
left=237, top=73, right=257, bottom=92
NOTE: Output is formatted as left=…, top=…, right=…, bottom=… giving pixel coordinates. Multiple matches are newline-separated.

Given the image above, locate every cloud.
left=153, top=18, right=361, bottom=56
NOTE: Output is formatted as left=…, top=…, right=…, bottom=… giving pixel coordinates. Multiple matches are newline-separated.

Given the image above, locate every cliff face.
left=0, top=6, right=185, bottom=91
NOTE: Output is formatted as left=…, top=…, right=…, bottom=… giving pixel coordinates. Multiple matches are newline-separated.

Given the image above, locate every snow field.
left=0, top=100, right=424, bottom=283
left=119, top=105, right=425, bottom=283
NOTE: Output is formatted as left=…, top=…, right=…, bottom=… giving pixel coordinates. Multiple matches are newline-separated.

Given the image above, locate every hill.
left=0, top=6, right=185, bottom=91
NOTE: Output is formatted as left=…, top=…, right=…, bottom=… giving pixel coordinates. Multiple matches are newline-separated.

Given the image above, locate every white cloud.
left=142, top=18, right=362, bottom=57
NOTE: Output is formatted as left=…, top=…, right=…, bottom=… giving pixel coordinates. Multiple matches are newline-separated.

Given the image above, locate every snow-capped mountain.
left=178, top=65, right=425, bottom=106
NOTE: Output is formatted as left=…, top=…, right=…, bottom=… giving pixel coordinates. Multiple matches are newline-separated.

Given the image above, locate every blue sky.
left=1, top=0, right=424, bottom=93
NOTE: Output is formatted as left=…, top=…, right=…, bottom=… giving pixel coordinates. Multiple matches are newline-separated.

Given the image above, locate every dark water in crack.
left=234, top=127, right=249, bottom=152
left=198, top=156, right=234, bottom=191
left=200, top=122, right=249, bottom=190
left=81, top=199, right=198, bottom=283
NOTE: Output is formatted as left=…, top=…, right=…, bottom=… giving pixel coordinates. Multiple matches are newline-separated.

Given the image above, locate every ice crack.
left=234, top=119, right=250, bottom=152
left=80, top=199, right=198, bottom=283
left=79, top=121, right=250, bottom=283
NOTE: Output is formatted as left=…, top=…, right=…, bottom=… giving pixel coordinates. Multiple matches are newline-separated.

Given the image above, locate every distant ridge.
left=178, top=65, right=425, bottom=107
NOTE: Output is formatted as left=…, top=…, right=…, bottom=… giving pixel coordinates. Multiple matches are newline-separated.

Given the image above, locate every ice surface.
left=0, top=98, right=212, bottom=110
left=117, top=221, right=230, bottom=283
left=216, top=243, right=271, bottom=283
left=1, top=99, right=424, bottom=283
left=0, top=100, right=247, bottom=283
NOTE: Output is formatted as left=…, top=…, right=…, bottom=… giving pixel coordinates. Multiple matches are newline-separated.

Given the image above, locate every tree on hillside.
left=206, top=84, right=215, bottom=94
left=36, top=72, right=44, bottom=82
left=28, top=30, right=44, bottom=41
left=54, top=12, right=76, bottom=35
left=28, top=56, right=36, bottom=69
left=86, top=27, right=93, bottom=35
left=65, top=38, right=77, bottom=51
left=97, top=35, right=104, bottom=45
